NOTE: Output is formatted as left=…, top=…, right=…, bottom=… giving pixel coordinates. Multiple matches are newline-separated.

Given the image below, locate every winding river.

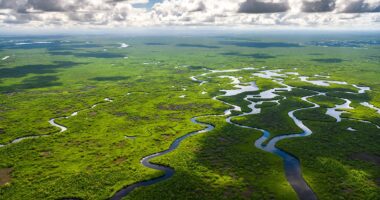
left=109, top=71, right=259, bottom=199
left=0, top=98, right=113, bottom=148
left=253, top=94, right=321, bottom=200
left=216, top=70, right=379, bottom=199
left=110, top=117, right=214, bottom=200
left=109, top=75, right=249, bottom=199
left=219, top=76, right=320, bottom=200
left=109, top=69, right=323, bottom=199
left=109, top=69, right=319, bottom=199
left=3, top=67, right=379, bottom=199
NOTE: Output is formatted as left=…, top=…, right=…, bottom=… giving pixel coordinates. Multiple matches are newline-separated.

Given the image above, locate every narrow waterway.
left=0, top=98, right=113, bottom=148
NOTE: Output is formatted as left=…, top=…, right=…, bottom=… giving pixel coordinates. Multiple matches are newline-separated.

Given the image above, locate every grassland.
left=0, top=32, right=379, bottom=199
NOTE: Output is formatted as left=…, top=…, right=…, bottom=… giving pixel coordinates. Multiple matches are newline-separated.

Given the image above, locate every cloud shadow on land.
left=49, top=51, right=125, bottom=58
left=311, top=58, right=343, bottom=63
left=0, top=61, right=83, bottom=79
left=47, top=42, right=102, bottom=51
left=187, top=65, right=211, bottom=70
left=120, top=120, right=281, bottom=199
left=221, top=52, right=276, bottom=59
left=0, top=75, right=62, bottom=92
left=220, top=41, right=302, bottom=48
left=145, top=42, right=168, bottom=46
left=176, top=43, right=220, bottom=49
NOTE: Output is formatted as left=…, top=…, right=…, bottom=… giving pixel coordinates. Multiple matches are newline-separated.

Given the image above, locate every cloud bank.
left=0, top=0, right=379, bottom=29
left=238, top=0, right=290, bottom=13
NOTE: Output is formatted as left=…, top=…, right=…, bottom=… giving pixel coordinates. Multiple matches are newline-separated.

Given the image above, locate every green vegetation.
left=0, top=34, right=379, bottom=199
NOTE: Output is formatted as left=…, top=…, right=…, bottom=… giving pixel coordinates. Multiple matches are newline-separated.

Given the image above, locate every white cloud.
left=300, top=0, right=336, bottom=12
left=0, top=0, right=379, bottom=29
left=238, top=0, right=290, bottom=13
left=147, top=0, right=380, bottom=28
left=335, top=0, right=380, bottom=13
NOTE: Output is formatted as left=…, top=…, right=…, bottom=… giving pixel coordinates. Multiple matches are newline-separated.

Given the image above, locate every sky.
left=0, top=0, right=379, bottom=32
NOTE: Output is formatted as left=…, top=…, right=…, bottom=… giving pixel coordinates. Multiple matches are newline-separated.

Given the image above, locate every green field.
left=0, top=32, right=379, bottom=200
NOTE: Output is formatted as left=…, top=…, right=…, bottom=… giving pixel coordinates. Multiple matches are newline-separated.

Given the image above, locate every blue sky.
left=146, top=0, right=163, bottom=9
left=133, top=0, right=163, bottom=9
